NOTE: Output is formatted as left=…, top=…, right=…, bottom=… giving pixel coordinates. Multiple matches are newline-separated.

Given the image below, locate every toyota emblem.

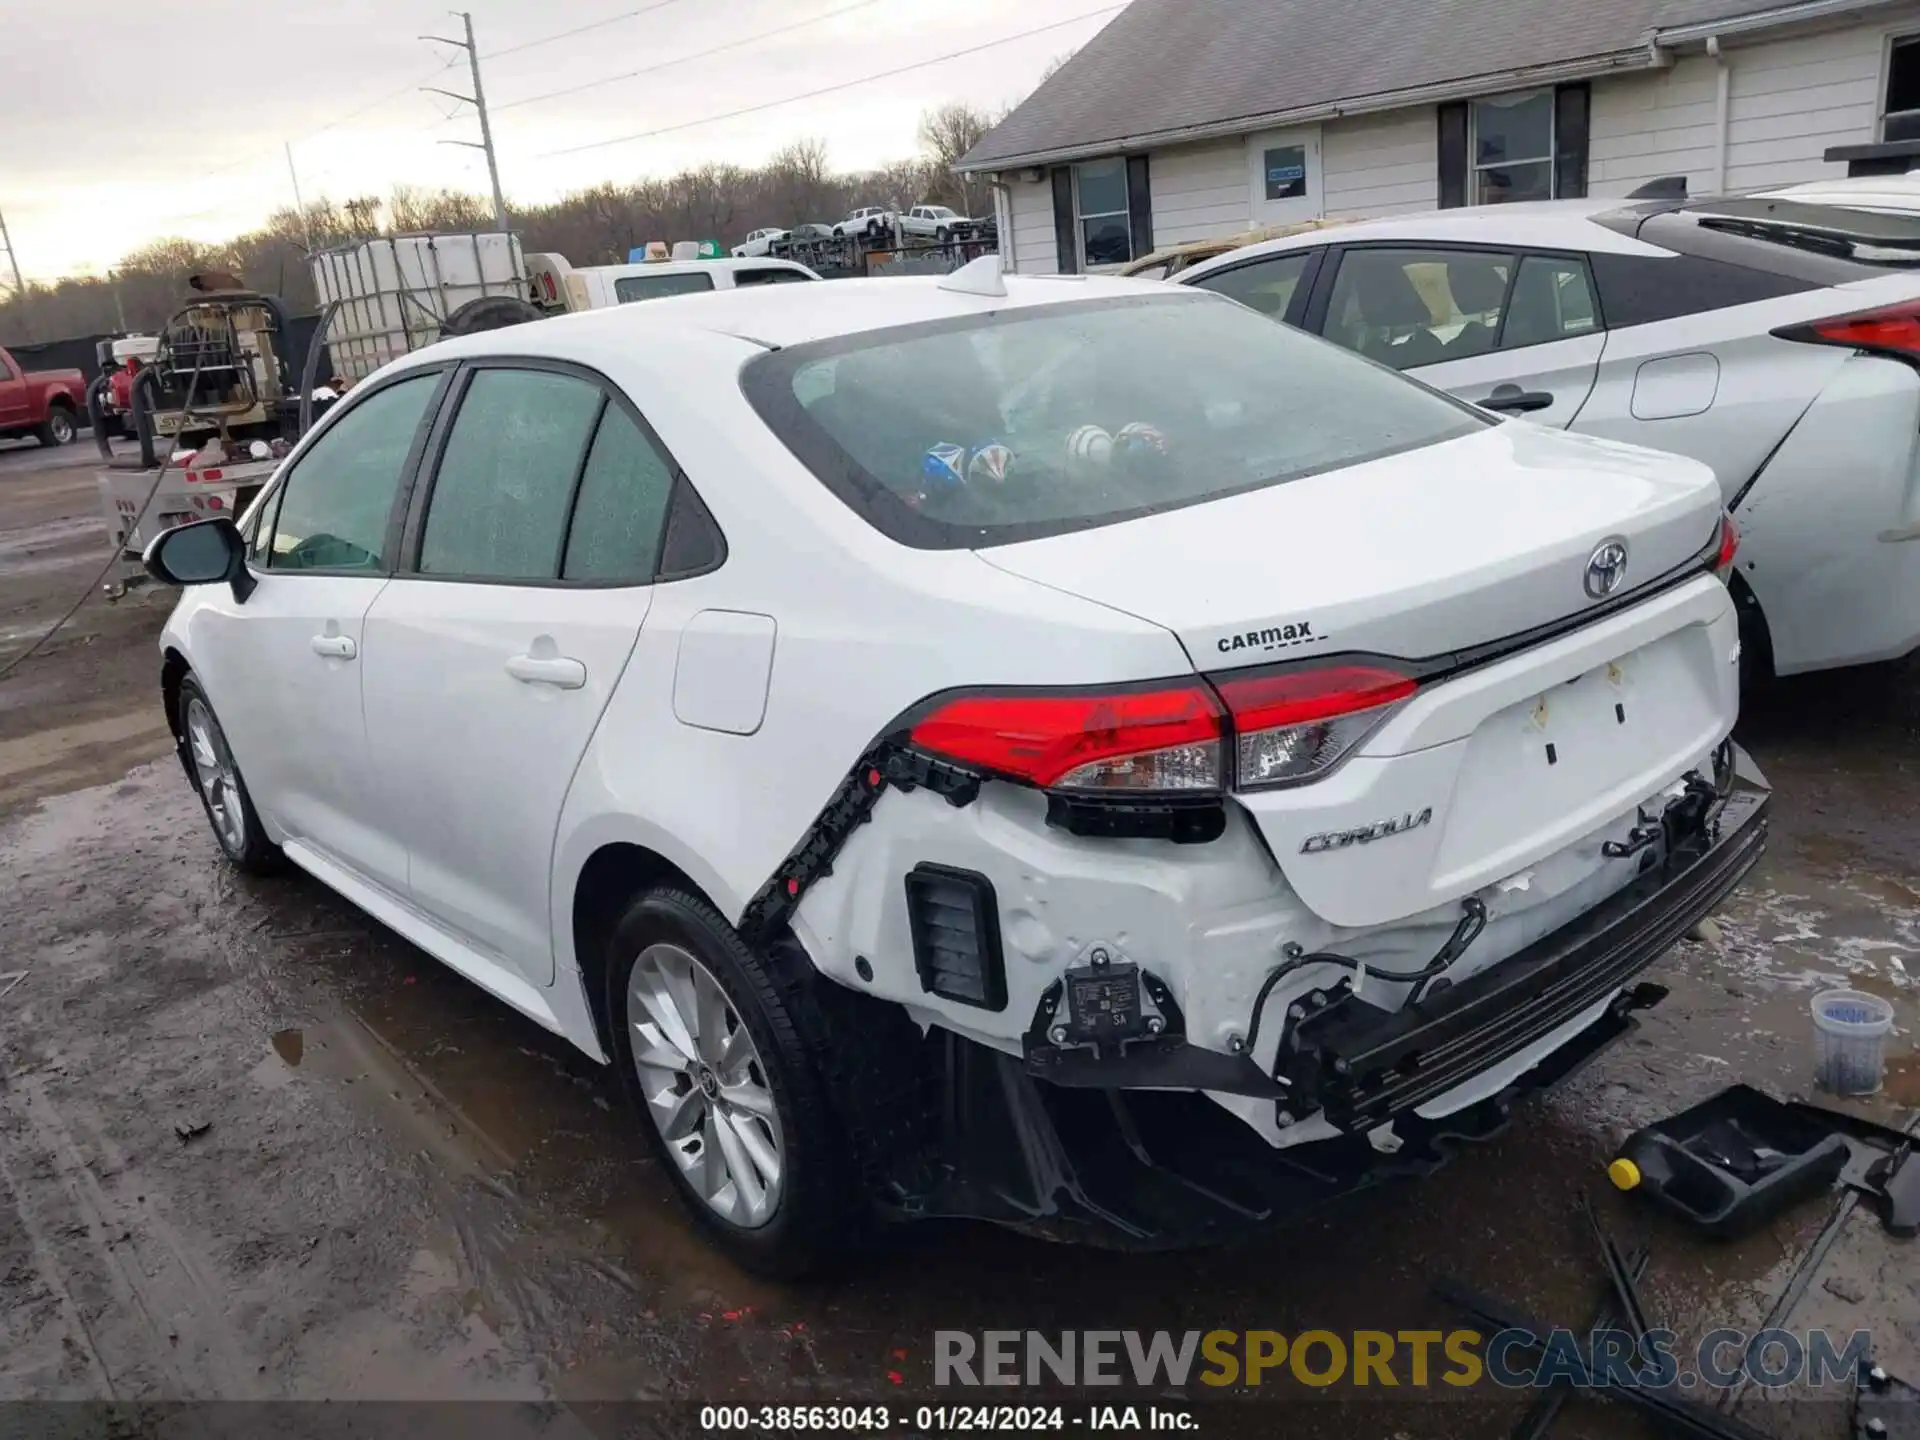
left=1584, top=537, right=1629, bottom=599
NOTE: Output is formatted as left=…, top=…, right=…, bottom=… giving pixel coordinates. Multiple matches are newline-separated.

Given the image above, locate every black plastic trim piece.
left=1289, top=787, right=1769, bottom=1131
left=904, top=863, right=1008, bottom=1012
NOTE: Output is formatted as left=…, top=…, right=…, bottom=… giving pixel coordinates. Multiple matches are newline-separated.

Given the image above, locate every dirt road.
left=2, top=444, right=1916, bottom=1436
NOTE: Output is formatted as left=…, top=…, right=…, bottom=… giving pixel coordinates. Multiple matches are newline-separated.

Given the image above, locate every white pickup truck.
left=896, top=204, right=986, bottom=243
left=832, top=206, right=896, bottom=240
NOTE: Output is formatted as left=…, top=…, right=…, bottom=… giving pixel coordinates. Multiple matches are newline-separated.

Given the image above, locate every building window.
left=1074, top=157, right=1132, bottom=266
left=1885, top=35, right=1920, bottom=140
left=1263, top=145, right=1308, bottom=200
left=1471, top=89, right=1555, bottom=204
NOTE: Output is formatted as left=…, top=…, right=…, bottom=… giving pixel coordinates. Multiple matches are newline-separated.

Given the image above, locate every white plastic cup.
left=1811, top=988, right=1895, bottom=1096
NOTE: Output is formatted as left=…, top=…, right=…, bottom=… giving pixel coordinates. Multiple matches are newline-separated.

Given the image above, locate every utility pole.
left=285, top=142, right=315, bottom=252
left=0, top=203, right=27, bottom=337
left=423, top=12, right=509, bottom=231
left=108, top=269, right=128, bottom=332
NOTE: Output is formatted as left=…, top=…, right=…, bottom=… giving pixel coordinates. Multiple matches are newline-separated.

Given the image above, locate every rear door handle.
left=310, top=634, right=356, bottom=660
left=1479, top=384, right=1555, bottom=414
left=506, top=654, right=587, bottom=689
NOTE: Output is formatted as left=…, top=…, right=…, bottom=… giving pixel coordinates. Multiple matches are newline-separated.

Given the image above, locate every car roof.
left=1176, top=200, right=1671, bottom=282
left=1759, top=175, right=1920, bottom=211
left=422, top=273, right=1184, bottom=361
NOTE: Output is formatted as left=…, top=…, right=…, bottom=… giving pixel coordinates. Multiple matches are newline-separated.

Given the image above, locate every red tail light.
left=908, top=683, right=1225, bottom=793
left=1713, top=512, right=1739, bottom=579
left=1212, top=665, right=1416, bottom=789
left=908, top=665, right=1417, bottom=796
left=1774, top=302, right=1920, bottom=360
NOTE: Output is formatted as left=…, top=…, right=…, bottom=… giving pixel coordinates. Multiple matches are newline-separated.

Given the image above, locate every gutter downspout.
left=989, top=177, right=1016, bottom=273
left=1709, top=34, right=1731, bottom=193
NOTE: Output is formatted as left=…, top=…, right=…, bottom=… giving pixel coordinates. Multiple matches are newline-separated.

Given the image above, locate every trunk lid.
left=977, top=422, right=1721, bottom=668
left=979, top=423, right=1738, bottom=929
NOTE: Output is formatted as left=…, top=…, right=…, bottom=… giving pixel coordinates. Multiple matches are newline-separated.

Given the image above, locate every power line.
left=536, top=4, right=1123, bottom=159
left=493, top=0, right=886, bottom=113
left=484, top=0, right=695, bottom=59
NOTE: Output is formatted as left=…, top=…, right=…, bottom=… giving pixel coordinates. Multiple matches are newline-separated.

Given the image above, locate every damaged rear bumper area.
left=886, top=782, right=1769, bottom=1248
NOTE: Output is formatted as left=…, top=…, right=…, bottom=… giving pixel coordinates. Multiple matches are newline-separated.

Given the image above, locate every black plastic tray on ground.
left=1613, top=1083, right=1851, bottom=1237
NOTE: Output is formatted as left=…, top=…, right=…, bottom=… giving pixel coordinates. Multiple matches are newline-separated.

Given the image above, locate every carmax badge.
left=1301, top=808, right=1434, bottom=854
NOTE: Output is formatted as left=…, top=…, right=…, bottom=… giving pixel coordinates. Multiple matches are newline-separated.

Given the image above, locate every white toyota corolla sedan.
left=145, top=261, right=1768, bottom=1274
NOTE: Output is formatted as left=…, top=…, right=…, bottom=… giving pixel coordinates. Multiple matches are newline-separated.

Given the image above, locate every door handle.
left=1479, top=384, right=1555, bottom=414
left=310, top=634, right=356, bottom=660
left=506, top=654, right=587, bottom=689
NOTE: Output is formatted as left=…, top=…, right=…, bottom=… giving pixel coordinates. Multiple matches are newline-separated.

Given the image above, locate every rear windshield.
left=740, top=292, right=1484, bottom=548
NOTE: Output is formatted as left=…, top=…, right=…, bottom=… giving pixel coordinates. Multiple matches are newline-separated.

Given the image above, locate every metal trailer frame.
left=95, top=456, right=277, bottom=597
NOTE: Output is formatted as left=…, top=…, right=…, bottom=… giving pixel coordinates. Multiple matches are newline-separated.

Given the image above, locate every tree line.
left=0, top=103, right=1000, bottom=346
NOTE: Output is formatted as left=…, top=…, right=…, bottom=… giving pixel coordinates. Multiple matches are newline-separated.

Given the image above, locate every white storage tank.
left=310, top=232, right=527, bottom=385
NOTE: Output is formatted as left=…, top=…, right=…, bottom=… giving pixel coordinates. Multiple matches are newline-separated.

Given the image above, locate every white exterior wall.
left=1322, top=108, right=1439, bottom=217
left=1588, top=56, right=1723, bottom=196
left=1149, top=139, right=1251, bottom=245
left=1722, top=22, right=1892, bottom=189
left=1004, top=175, right=1058, bottom=274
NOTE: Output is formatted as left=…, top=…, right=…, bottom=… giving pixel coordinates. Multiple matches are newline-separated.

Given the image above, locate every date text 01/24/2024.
left=698, top=1405, right=1196, bottom=1431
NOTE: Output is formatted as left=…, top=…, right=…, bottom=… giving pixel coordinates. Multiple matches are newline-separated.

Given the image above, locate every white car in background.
left=732, top=228, right=788, bottom=258
left=143, top=263, right=1766, bottom=1275
left=1179, top=198, right=1920, bottom=682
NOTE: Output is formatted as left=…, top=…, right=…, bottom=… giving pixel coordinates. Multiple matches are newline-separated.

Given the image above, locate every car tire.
left=605, top=887, right=864, bottom=1277
left=37, top=404, right=75, bottom=447
left=176, top=675, right=284, bottom=875
left=936, top=227, right=950, bottom=245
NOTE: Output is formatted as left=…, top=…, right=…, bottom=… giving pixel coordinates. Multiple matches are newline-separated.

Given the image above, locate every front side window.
left=1323, top=248, right=1516, bottom=369
left=264, top=372, right=439, bottom=571
left=1074, top=158, right=1132, bottom=266
left=1471, top=90, right=1555, bottom=204
left=742, top=293, right=1484, bottom=549
left=1189, top=252, right=1313, bottom=320
left=613, top=272, right=715, bottom=304
left=418, top=368, right=604, bottom=581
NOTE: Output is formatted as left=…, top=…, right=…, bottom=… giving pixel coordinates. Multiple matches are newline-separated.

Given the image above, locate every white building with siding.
left=960, top=0, right=1920, bottom=273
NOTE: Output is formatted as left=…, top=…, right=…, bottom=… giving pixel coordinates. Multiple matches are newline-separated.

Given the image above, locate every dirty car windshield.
left=741, top=292, right=1484, bottom=548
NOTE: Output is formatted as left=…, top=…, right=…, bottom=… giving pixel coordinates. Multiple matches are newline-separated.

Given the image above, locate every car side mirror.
left=143, top=517, right=256, bottom=603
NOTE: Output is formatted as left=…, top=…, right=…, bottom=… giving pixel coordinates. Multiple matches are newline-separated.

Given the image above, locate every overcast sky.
left=2, top=0, right=1118, bottom=281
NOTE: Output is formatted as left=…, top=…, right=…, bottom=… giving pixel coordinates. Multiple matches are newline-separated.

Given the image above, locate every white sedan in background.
left=1179, top=198, right=1920, bottom=681
left=142, top=262, right=1765, bottom=1275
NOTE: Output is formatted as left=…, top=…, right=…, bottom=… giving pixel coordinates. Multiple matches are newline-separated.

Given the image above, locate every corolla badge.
left=1584, top=536, right=1629, bottom=600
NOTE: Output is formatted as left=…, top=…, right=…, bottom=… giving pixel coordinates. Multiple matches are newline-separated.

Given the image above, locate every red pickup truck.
left=0, top=345, right=87, bottom=447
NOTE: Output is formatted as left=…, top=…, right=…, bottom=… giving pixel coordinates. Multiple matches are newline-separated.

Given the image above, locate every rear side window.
left=733, top=268, right=812, bottom=287
left=741, top=293, right=1484, bottom=550
left=1188, top=252, right=1313, bottom=320
left=264, top=372, right=439, bottom=571
left=562, top=406, right=676, bottom=583
left=419, top=369, right=604, bottom=580
left=1501, top=255, right=1600, bottom=349
left=613, top=272, right=715, bottom=304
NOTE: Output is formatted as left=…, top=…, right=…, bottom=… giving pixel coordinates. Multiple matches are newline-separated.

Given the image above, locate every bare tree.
left=917, top=102, right=998, bottom=213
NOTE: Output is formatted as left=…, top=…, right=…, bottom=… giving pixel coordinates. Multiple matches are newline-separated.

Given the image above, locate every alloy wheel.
left=626, top=942, right=785, bottom=1227
left=184, top=697, right=246, bottom=855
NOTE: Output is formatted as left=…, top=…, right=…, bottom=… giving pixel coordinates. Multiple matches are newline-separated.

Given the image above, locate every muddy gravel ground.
left=1, top=444, right=1917, bottom=1438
